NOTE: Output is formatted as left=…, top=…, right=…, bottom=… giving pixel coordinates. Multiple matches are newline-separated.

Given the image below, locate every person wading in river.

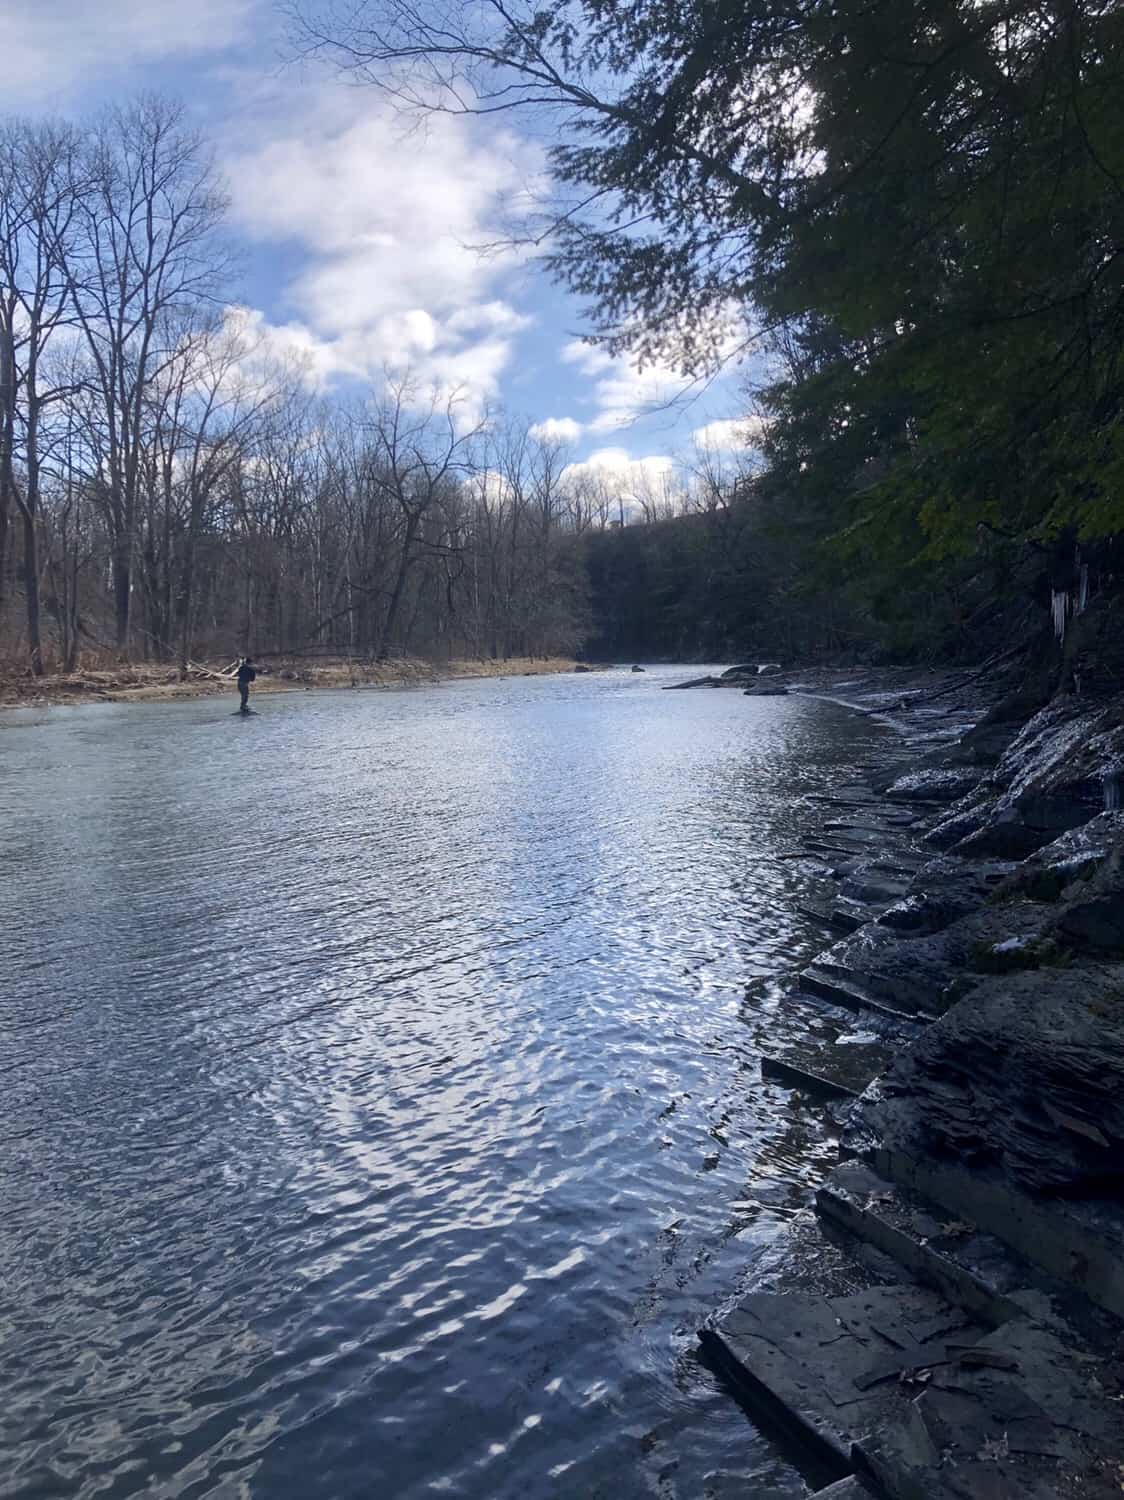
left=236, top=656, right=257, bottom=713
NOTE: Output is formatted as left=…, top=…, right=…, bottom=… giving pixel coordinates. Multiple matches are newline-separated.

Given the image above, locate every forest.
left=296, top=0, right=1124, bottom=666
left=0, top=99, right=639, bottom=676
left=3, top=1, right=1122, bottom=678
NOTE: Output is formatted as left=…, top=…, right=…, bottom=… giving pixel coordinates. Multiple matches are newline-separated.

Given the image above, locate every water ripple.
left=0, top=667, right=893, bottom=1499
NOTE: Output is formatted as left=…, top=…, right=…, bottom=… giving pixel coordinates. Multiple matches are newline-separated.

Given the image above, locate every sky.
left=0, top=0, right=757, bottom=490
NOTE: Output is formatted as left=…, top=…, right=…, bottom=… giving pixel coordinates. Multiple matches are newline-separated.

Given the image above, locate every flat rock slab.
left=761, top=1054, right=859, bottom=1101
left=843, top=962, right=1124, bottom=1314
left=814, top=1479, right=878, bottom=1498
left=815, top=1160, right=1124, bottom=1353
left=799, top=965, right=931, bottom=1024
left=706, top=1284, right=982, bottom=1468
left=805, top=900, right=1051, bottom=1021
left=856, top=1318, right=1124, bottom=1500
left=761, top=1033, right=901, bottom=1099
left=707, top=1285, right=1124, bottom=1500
left=886, top=769, right=986, bottom=803
left=816, top=1163, right=1023, bottom=1329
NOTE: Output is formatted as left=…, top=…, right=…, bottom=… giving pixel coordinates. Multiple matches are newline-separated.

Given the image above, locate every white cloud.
left=691, top=416, right=768, bottom=451
left=562, top=340, right=691, bottom=432
left=447, top=303, right=530, bottom=339
left=0, top=0, right=260, bottom=99
left=222, top=88, right=543, bottom=412
left=562, top=447, right=678, bottom=518
left=217, top=305, right=351, bottom=389
left=529, top=417, right=582, bottom=444
left=569, top=446, right=675, bottom=480
left=469, top=468, right=516, bottom=505
left=561, top=340, right=617, bottom=375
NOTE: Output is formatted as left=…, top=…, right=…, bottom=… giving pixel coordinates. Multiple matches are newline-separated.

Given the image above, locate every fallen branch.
left=187, top=659, right=239, bottom=681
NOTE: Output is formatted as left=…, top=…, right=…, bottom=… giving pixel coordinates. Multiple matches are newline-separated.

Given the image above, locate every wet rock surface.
left=952, top=701, right=1124, bottom=856
left=666, top=663, right=795, bottom=692
left=701, top=664, right=1124, bottom=1498
left=843, top=962, right=1124, bottom=1301
left=886, top=769, right=985, bottom=803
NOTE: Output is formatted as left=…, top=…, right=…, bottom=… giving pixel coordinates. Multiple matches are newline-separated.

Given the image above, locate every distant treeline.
left=0, top=98, right=700, bottom=674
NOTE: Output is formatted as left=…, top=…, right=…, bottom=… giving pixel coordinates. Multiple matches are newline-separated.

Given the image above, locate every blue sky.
left=1, top=0, right=758, bottom=489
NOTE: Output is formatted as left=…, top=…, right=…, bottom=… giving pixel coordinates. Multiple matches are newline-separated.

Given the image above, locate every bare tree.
left=0, top=96, right=592, bottom=672
left=0, top=118, right=88, bottom=674
left=70, top=95, right=230, bottom=655
left=367, top=376, right=486, bottom=658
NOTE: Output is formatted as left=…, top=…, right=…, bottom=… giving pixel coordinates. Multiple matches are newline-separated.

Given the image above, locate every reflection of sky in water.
left=0, top=669, right=892, bottom=1499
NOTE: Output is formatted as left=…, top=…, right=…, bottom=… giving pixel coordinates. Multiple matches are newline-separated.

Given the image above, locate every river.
left=0, top=666, right=892, bottom=1499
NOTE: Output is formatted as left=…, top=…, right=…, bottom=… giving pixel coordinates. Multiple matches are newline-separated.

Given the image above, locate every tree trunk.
left=19, top=376, right=45, bottom=676
left=22, top=505, right=43, bottom=675
left=178, top=551, right=195, bottom=679
left=376, top=511, right=420, bottom=658
left=0, top=316, right=15, bottom=616
left=113, top=538, right=131, bottom=654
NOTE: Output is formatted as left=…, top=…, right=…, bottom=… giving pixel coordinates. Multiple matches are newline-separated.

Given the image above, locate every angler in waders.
left=237, top=657, right=257, bottom=713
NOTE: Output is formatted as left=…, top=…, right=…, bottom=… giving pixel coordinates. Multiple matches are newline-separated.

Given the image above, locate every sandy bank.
left=0, top=655, right=585, bottom=711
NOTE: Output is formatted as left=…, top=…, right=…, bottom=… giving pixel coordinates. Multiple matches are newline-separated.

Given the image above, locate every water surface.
left=0, top=666, right=889, bottom=1499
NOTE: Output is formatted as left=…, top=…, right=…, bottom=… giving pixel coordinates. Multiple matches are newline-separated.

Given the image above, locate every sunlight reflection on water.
left=0, top=667, right=892, bottom=1499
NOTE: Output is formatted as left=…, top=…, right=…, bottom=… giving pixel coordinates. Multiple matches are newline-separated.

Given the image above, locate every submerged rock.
left=663, top=674, right=723, bottom=689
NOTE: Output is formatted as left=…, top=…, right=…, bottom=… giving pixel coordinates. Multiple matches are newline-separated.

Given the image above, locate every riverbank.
left=702, top=665, right=1124, bottom=1498
left=0, top=654, right=584, bottom=710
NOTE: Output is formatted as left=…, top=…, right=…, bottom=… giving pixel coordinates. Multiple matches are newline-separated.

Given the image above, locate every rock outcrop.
left=701, top=666, right=1124, bottom=1499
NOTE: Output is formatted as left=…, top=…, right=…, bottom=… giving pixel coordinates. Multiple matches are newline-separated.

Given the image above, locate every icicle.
left=1077, top=563, right=1089, bottom=615
left=1051, top=589, right=1069, bottom=641
left=1105, top=773, right=1121, bottom=813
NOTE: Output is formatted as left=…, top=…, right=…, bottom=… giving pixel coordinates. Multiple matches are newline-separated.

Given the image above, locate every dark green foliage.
left=577, top=498, right=873, bottom=662
left=301, top=0, right=1124, bottom=658
left=526, top=1, right=1124, bottom=556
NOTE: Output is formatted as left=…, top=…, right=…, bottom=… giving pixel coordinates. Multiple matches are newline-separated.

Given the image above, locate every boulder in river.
left=631, top=665, right=645, bottom=673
